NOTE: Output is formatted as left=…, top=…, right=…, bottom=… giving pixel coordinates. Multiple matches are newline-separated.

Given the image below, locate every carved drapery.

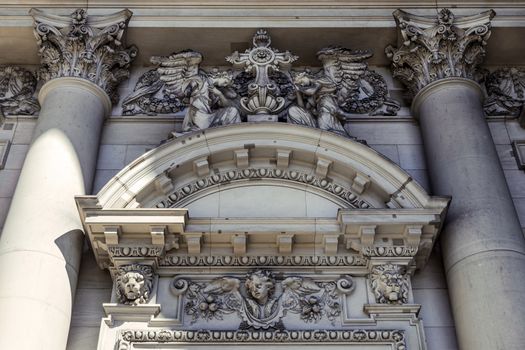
left=0, top=66, right=39, bottom=122
left=385, top=8, right=495, bottom=97
left=122, top=29, right=399, bottom=137
left=484, top=67, right=525, bottom=117
left=30, top=8, right=137, bottom=102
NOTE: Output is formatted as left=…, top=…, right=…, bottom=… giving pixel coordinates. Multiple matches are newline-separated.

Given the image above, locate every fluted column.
left=0, top=9, right=136, bottom=350
left=387, top=9, right=525, bottom=350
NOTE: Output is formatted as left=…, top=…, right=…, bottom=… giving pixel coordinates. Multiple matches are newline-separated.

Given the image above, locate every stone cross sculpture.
left=226, top=29, right=298, bottom=119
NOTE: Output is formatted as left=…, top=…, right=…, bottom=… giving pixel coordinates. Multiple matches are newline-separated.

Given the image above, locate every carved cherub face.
left=122, top=272, right=146, bottom=300
left=210, top=71, right=233, bottom=87
left=245, top=271, right=275, bottom=305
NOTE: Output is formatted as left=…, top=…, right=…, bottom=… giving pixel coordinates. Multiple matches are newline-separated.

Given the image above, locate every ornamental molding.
left=116, top=329, right=406, bottom=349
left=162, top=254, right=368, bottom=268
left=122, top=29, right=399, bottom=137
left=386, top=8, right=494, bottom=98
left=484, top=67, right=525, bottom=118
left=0, top=66, right=39, bottom=122
left=30, top=8, right=137, bottom=103
left=370, top=264, right=409, bottom=305
left=155, top=167, right=372, bottom=209
left=171, top=270, right=355, bottom=328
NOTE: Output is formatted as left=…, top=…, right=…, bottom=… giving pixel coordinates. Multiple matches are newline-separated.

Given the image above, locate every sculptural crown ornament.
left=385, top=8, right=495, bottom=97
left=30, top=8, right=137, bottom=103
left=122, top=29, right=400, bottom=137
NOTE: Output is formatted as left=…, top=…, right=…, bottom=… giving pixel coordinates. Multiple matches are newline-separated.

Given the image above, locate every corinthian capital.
left=385, top=8, right=495, bottom=97
left=30, top=8, right=138, bottom=102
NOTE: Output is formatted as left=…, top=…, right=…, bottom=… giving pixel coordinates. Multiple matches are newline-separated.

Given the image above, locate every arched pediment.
left=77, top=123, right=449, bottom=272
left=96, top=123, right=446, bottom=213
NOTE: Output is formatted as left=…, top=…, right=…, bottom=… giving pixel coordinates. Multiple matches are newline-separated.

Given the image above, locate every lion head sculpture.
left=370, top=264, right=409, bottom=304
left=115, top=264, right=154, bottom=305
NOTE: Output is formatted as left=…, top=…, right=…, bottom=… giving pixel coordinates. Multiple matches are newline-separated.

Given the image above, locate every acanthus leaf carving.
left=30, top=8, right=137, bottom=103
left=173, top=270, right=354, bottom=329
left=484, top=67, right=525, bottom=116
left=370, top=264, right=409, bottom=305
left=0, top=66, right=39, bottom=122
left=385, top=8, right=495, bottom=97
left=115, top=264, right=154, bottom=305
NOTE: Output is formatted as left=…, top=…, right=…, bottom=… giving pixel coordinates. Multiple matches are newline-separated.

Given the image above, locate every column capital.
left=30, top=8, right=138, bottom=103
left=385, top=8, right=495, bottom=98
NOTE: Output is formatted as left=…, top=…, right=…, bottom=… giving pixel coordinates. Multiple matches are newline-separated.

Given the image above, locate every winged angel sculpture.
left=173, top=270, right=354, bottom=329
left=123, top=50, right=241, bottom=132
left=122, top=30, right=399, bottom=138
left=289, top=47, right=399, bottom=137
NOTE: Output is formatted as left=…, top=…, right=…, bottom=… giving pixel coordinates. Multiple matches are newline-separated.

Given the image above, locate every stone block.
left=101, top=120, right=176, bottom=145
left=398, top=144, right=427, bottom=170
left=498, top=144, right=519, bottom=170
left=413, top=289, right=455, bottom=327
left=0, top=197, right=12, bottom=231
left=96, top=145, right=127, bottom=170
left=406, top=169, right=430, bottom=192
left=4, top=144, right=28, bottom=170
left=125, top=145, right=155, bottom=165
left=0, top=169, right=20, bottom=197
left=92, top=169, right=120, bottom=194
left=348, top=121, right=422, bottom=145
left=369, top=144, right=400, bottom=165
left=66, top=326, right=101, bottom=350
left=424, top=327, right=459, bottom=350
left=70, top=288, right=112, bottom=327
left=488, top=121, right=511, bottom=145
left=504, top=169, right=525, bottom=198
left=11, top=120, right=36, bottom=144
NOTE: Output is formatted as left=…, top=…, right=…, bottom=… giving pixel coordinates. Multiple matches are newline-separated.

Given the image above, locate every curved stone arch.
left=96, top=123, right=445, bottom=213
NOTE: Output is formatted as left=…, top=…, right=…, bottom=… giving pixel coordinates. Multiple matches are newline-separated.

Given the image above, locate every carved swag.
left=172, top=270, right=355, bottom=329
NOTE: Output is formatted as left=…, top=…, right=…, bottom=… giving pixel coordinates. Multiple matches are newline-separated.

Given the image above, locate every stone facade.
left=0, top=2, right=525, bottom=350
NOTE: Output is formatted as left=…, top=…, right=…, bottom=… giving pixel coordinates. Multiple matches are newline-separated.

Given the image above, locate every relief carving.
left=117, top=329, right=406, bottom=349
left=484, top=67, right=525, bottom=116
left=154, top=167, right=371, bottom=209
left=0, top=66, right=39, bottom=121
left=122, top=29, right=399, bottom=136
left=172, top=270, right=354, bottom=328
left=30, top=8, right=137, bottom=102
left=370, top=264, right=409, bottom=304
left=386, top=8, right=494, bottom=97
left=115, top=264, right=154, bottom=305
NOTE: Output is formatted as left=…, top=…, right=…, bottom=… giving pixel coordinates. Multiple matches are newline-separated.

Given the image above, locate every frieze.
left=370, top=264, right=409, bottom=305
left=161, top=254, right=368, bottom=267
left=386, top=8, right=494, bottom=97
left=122, top=29, right=399, bottom=137
left=116, top=329, right=406, bottom=349
left=30, top=8, right=137, bottom=102
left=484, top=67, right=525, bottom=116
left=362, top=246, right=418, bottom=258
left=108, top=246, right=163, bottom=258
left=155, top=167, right=371, bottom=209
left=171, top=271, right=354, bottom=328
left=115, top=264, right=154, bottom=305
left=0, top=66, right=39, bottom=122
